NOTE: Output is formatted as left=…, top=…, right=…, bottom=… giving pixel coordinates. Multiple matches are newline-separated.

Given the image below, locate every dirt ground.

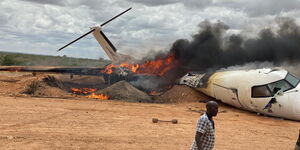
left=0, top=72, right=299, bottom=150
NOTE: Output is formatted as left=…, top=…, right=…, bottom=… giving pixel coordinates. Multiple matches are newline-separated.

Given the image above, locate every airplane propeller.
left=57, top=7, right=132, bottom=52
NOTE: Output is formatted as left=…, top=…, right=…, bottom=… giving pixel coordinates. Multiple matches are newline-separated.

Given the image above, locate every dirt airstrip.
left=0, top=72, right=299, bottom=150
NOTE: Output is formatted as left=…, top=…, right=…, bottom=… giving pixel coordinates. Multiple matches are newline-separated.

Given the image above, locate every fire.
left=86, top=93, right=109, bottom=100
left=102, top=53, right=177, bottom=76
left=149, top=90, right=158, bottom=95
left=70, top=88, right=109, bottom=100
left=102, top=64, right=116, bottom=74
left=70, top=88, right=97, bottom=95
left=6, top=67, right=21, bottom=72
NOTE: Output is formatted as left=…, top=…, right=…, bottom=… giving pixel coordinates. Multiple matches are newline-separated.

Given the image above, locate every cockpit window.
left=251, top=72, right=300, bottom=98
left=252, top=85, right=272, bottom=97
left=285, top=73, right=300, bottom=87
left=268, top=80, right=293, bottom=94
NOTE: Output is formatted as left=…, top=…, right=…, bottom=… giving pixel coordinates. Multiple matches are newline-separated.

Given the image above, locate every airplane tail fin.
left=91, top=27, right=136, bottom=64
left=57, top=8, right=135, bottom=64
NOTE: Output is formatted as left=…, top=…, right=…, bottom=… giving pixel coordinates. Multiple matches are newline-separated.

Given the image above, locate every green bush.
left=1, top=55, right=22, bottom=66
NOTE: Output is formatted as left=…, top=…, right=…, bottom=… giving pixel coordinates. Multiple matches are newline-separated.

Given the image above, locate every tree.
left=1, top=55, right=22, bottom=66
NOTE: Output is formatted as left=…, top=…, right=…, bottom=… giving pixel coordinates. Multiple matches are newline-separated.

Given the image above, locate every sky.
left=1, top=0, right=300, bottom=60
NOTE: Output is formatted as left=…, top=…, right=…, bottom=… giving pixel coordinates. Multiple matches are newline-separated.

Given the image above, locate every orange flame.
left=102, top=64, right=116, bottom=74
left=70, top=88, right=97, bottom=95
left=149, top=90, right=158, bottom=95
left=7, top=67, right=21, bottom=72
left=102, top=53, right=177, bottom=76
left=86, top=93, right=109, bottom=100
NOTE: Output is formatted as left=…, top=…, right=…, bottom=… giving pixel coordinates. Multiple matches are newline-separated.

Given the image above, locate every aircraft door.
left=213, top=84, right=243, bottom=108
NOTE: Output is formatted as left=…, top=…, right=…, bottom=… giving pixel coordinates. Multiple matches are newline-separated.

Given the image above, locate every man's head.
left=206, top=101, right=219, bottom=117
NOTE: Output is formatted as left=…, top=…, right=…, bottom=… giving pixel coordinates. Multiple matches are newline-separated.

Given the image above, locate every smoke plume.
left=127, top=17, right=300, bottom=91
left=170, top=17, right=300, bottom=73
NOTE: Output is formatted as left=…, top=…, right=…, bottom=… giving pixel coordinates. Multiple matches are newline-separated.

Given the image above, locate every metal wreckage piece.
left=178, top=72, right=212, bottom=88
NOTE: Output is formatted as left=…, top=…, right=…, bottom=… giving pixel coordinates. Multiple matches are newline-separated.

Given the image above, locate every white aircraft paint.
left=179, top=68, right=300, bottom=121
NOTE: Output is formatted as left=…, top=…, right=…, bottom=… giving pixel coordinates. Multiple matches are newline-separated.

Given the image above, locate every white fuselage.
left=180, top=68, right=300, bottom=121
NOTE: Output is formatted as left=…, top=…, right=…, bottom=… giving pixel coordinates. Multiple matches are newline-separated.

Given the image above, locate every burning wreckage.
left=55, top=8, right=300, bottom=121
left=2, top=8, right=300, bottom=121
left=75, top=72, right=300, bottom=121
left=179, top=69, right=300, bottom=121
left=59, top=8, right=300, bottom=120
left=56, top=7, right=182, bottom=93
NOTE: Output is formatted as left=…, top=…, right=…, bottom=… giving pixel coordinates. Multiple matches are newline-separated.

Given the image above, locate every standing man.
left=190, top=101, right=219, bottom=150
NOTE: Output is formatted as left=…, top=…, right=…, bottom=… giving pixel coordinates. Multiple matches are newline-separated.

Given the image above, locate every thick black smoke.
left=170, top=17, right=300, bottom=73
left=128, top=17, right=300, bottom=92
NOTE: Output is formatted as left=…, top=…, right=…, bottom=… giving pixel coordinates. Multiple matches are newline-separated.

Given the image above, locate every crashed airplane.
left=179, top=68, right=300, bottom=121
left=2, top=8, right=300, bottom=121
left=59, top=8, right=300, bottom=121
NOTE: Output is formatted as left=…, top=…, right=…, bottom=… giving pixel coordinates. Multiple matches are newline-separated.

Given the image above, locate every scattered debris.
left=70, top=88, right=98, bottom=95
left=152, top=118, right=178, bottom=124
left=2, top=136, right=25, bottom=140
left=7, top=136, right=13, bottom=140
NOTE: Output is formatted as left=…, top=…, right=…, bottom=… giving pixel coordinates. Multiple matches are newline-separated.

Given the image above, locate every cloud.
left=215, top=0, right=300, bottom=17
left=19, top=0, right=67, bottom=6
left=126, top=0, right=300, bottom=17
left=126, top=0, right=213, bottom=8
left=182, top=0, right=213, bottom=8
left=125, top=0, right=180, bottom=6
left=1, top=0, right=300, bottom=60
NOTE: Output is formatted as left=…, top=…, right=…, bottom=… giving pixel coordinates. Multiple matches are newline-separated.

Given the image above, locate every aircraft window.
left=268, top=80, right=292, bottom=94
left=285, top=73, right=300, bottom=87
left=252, top=85, right=272, bottom=97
